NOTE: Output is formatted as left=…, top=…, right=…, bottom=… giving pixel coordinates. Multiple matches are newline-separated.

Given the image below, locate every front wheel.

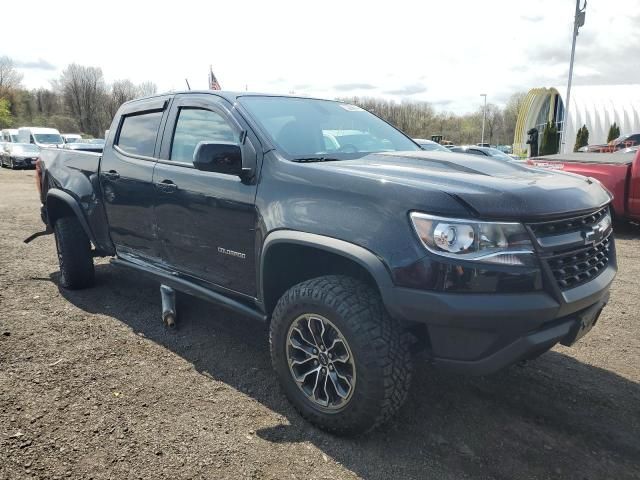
left=270, top=275, right=412, bottom=435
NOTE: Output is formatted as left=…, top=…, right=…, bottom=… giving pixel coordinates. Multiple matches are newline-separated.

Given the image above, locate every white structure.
left=514, top=84, right=640, bottom=155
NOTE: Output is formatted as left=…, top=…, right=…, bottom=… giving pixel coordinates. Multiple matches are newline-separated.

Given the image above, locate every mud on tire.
left=270, top=275, right=412, bottom=435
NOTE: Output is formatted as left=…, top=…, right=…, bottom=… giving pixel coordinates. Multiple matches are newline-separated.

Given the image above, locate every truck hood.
left=314, top=151, right=612, bottom=220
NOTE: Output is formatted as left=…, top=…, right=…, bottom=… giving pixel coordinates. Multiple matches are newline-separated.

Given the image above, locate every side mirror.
left=193, top=141, right=244, bottom=176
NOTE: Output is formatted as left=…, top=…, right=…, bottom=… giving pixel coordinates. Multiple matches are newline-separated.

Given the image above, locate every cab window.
left=170, top=108, right=236, bottom=163
left=116, top=110, right=163, bottom=157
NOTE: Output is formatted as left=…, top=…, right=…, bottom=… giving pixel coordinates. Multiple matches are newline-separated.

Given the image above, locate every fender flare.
left=46, top=189, right=97, bottom=246
left=259, top=230, right=395, bottom=306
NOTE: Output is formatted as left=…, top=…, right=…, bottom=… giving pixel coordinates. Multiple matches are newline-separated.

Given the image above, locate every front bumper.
left=383, top=262, right=615, bottom=375
left=10, top=157, right=38, bottom=168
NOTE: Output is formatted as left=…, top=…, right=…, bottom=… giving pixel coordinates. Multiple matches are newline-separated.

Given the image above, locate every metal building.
left=513, top=84, right=640, bottom=155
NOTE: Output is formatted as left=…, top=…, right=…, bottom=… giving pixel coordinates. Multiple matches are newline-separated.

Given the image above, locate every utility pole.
left=561, top=0, right=587, bottom=152
left=480, top=94, right=487, bottom=145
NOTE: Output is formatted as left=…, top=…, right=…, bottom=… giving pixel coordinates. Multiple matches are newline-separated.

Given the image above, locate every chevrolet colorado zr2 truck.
left=35, top=92, right=616, bottom=435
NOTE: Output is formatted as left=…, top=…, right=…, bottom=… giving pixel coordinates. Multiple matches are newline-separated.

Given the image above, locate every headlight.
left=410, top=212, right=535, bottom=266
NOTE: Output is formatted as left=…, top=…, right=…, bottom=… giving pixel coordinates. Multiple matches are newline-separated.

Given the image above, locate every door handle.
left=103, top=170, right=120, bottom=180
left=156, top=179, right=178, bottom=193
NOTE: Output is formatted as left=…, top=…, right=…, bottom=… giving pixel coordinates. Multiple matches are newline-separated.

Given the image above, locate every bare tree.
left=57, top=64, right=108, bottom=136
left=137, top=81, right=158, bottom=97
left=0, top=56, right=23, bottom=97
left=502, top=91, right=527, bottom=146
left=105, top=80, right=159, bottom=120
left=106, top=79, right=139, bottom=119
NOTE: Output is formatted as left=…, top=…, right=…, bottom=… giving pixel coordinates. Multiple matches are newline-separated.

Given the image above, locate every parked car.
left=495, top=144, right=513, bottom=154
left=579, top=132, right=640, bottom=153
left=528, top=150, right=640, bottom=222
left=450, top=145, right=520, bottom=162
left=413, top=138, right=450, bottom=152
left=61, top=133, right=82, bottom=144
left=35, top=92, right=616, bottom=435
left=1, top=128, right=20, bottom=143
left=18, top=127, right=64, bottom=148
left=615, top=145, right=639, bottom=154
left=1, top=143, right=40, bottom=169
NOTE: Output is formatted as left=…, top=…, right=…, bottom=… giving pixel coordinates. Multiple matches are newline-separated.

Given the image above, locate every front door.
left=152, top=94, right=259, bottom=296
left=100, top=96, right=170, bottom=262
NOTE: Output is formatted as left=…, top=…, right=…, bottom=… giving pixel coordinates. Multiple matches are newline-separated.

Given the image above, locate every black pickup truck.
left=36, top=91, right=616, bottom=435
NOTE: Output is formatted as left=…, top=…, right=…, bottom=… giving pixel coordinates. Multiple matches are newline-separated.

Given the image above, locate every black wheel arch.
left=46, top=189, right=98, bottom=248
left=259, top=231, right=396, bottom=316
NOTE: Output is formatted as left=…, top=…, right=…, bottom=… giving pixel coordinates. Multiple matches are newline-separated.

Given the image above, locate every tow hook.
left=160, top=285, right=177, bottom=329
left=23, top=228, right=52, bottom=244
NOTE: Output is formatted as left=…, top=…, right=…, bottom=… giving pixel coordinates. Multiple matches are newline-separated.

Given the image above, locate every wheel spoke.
left=290, top=356, right=315, bottom=368
left=307, top=316, right=326, bottom=349
left=328, top=370, right=352, bottom=399
left=312, top=370, right=329, bottom=406
left=292, top=327, right=316, bottom=349
left=289, top=329, right=316, bottom=357
left=292, top=365, right=320, bottom=384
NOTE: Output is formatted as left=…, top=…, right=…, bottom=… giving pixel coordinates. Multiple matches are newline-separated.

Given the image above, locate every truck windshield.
left=239, top=96, right=420, bottom=160
left=34, top=134, right=63, bottom=145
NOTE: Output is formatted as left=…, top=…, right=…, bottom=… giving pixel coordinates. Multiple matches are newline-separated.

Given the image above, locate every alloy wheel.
left=286, top=313, right=356, bottom=410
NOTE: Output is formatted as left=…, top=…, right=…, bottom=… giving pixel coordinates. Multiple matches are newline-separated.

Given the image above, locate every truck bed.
left=530, top=152, right=635, bottom=165
left=527, top=151, right=640, bottom=221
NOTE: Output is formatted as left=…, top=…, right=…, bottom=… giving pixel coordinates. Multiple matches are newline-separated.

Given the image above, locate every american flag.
left=209, top=66, right=221, bottom=90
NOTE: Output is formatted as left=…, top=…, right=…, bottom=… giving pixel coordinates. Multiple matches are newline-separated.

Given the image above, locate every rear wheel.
left=9, top=158, right=16, bottom=169
left=270, top=275, right=412, bottom=435
left=53, top=216, right=95, bottom=289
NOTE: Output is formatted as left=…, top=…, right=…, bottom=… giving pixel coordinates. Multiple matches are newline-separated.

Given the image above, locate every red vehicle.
left=528, top=150, right=640, bottom=222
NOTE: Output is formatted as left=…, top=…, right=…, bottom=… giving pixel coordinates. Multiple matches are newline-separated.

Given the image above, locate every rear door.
left=100, top=96, right=171, bottom=262
left=152, top=93, right=260, bottom=296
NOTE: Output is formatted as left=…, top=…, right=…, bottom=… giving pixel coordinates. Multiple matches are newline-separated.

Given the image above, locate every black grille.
left=529, top=207, right=609, bottom=236
left=547, top=233, right=612, bottom=290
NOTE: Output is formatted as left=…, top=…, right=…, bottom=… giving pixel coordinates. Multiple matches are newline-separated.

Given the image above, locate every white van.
left=18, top=127, right=64, bottom=148
left=1, top=129, right=19, bottom=143
left=61, top=133, right=82, bottom=144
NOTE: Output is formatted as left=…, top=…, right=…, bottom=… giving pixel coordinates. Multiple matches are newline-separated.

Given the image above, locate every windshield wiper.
left=291, top=157, right=341, bottom=163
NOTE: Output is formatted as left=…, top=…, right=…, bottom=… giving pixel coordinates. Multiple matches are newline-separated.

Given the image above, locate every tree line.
left=1, top=55, right=527, bottom=145
left=341, top=92, right=527, bottom=146
left=0, top=56, right=157, bottom=138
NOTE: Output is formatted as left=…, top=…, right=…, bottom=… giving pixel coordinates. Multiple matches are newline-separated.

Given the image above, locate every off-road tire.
left=54, top=216, right=95, bottom=289
left=270, top=275, right=412, bottom=435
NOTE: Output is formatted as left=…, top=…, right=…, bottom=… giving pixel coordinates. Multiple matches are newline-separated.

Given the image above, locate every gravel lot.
left=1, top=167, right=639, bottom=480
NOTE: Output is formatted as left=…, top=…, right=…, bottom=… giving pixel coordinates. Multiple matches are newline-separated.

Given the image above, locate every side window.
left=116, top=110, right=163, bottom=157
left=30, top=134, right=35, bottom=144
left=170, top=108, right=236, bottom=163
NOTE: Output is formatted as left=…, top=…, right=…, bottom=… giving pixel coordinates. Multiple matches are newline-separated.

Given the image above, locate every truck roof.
left=18, top=127, right=61, bottom=134
left=123, top=90, right=342, bottom=106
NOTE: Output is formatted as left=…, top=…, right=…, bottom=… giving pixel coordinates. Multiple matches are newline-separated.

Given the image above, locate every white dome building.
left=513, top=84, right=640, bottom=155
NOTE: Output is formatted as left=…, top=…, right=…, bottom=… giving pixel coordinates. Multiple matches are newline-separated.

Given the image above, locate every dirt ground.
left=0, top=166, right=639, bottom=480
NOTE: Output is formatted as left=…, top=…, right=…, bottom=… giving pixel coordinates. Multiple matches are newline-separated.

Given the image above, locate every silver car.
left=1, top=143, right=41, bottom=169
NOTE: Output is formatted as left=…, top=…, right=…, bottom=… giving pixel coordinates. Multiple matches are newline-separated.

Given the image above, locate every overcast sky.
left=3, top=0, right=639, bottom=113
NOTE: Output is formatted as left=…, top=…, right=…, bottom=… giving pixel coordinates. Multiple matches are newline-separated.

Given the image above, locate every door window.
left=116, top=111, right=163, bottom=157
left=170, top=108, right=236, bottom=163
